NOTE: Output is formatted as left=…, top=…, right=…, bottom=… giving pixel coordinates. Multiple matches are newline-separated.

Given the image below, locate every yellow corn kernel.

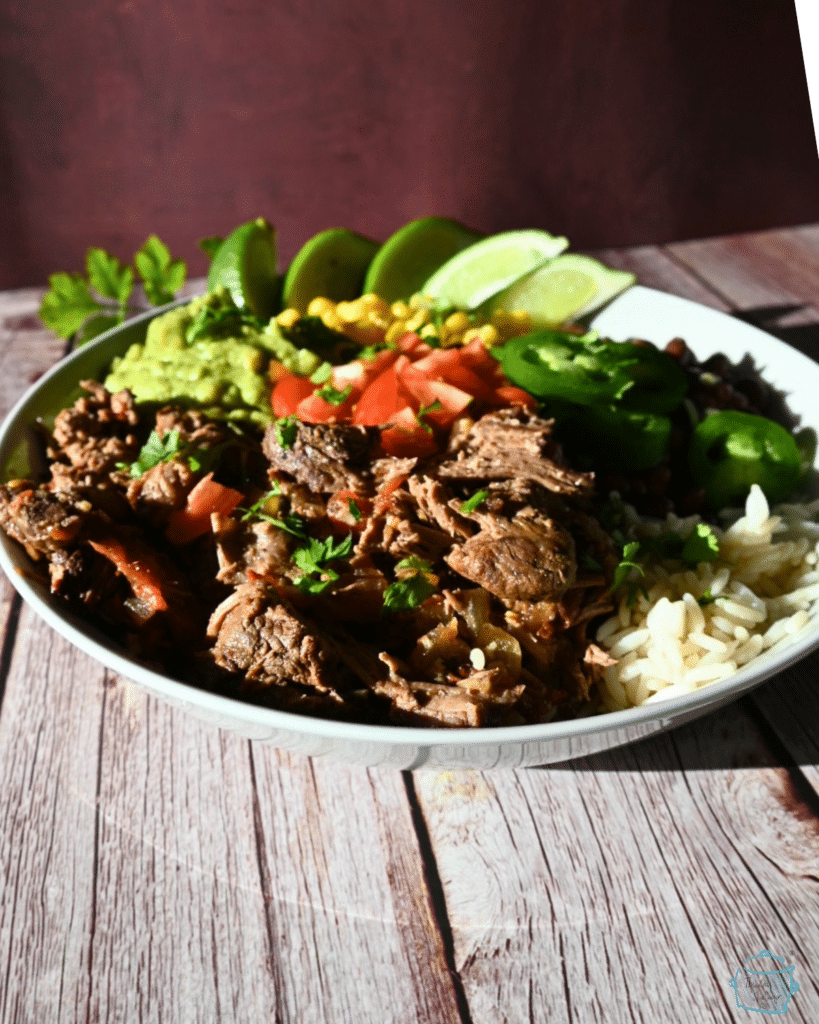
left=408, top=293, right=433, bottom=311
left=461, top=327, right=483, bottom=344
left=307, top=297, right=336, bottom=316
left=359, top=293, right=392, bottom=318
left=320, top=309, right=344, bottom=332
left=477, top=324, right=500, bottom=346
left=419, top=323, right=440, bottom=340
left=391, top=300, right=411, bottom=319
left=385, top=320, right=409, bottom=344
left=443, top=311, right=471, bottom=335
left=405, top=310, right=429, bottom=333
left=276, top=307, right=301, bottom=328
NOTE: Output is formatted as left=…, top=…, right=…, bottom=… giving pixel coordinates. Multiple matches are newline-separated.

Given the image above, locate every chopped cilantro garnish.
left=240, top=488, right=306, bottom=537
left=382, top=556, right=438, bottom=614
left=274, top=415, right=298, bottom=450
left=291, top=533, right=353, bottom=594
left=459, top=489, right=490, bottom=514
left=698, top=590, right=719, bottom=607
left=415, top=399, right=443, bottom=434
left=117, top=429, right=182, bottom=478
left=612, top=541, right=644, bottom=592
left=315, top=383, right=353, bottom=406
left=348, top=497, right=362, bottom=522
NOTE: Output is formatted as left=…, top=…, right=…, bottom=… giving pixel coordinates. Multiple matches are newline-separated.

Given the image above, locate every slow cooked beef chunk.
left=262, top=420, right=378, bottom=493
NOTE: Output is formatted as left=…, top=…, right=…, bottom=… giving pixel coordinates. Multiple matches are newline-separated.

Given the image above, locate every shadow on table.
left=733, top=305, right=819, bottom=363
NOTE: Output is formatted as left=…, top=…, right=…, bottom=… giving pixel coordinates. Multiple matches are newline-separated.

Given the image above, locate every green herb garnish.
left=274, top=415, right=299, bottom=450
left=382, top=556, right=438, bottom=614
left=185, top=302, right=264, bottom=343
left=348, top=498, right=362, bottom=521
left=117, top=429, right=182, bottom=478
left=459, top=489, right=490, bottom=514
left=415, top=399, right=443, bottom=433
left=291, top=534, right=353, bottom=594
left=315, top=383, right=354, bottom=406
left=40, top=236, right=186, bottom=347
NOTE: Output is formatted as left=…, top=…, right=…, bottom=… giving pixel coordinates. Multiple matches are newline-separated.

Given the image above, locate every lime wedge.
left=282, top=228, right=380, bottom=312
left=421, top=229, right=569, bottom=310
left=484, top=253, right=636, bottom=327
left=362, top=217, right=483, bottom=303
left=207, top=217, right=279, bottom=320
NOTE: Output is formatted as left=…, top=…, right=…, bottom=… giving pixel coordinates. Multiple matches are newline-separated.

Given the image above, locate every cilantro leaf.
left=459, top=489, right=490, bottom=514
left=348, top=497, right=362, bottom=521
left=274, top=415, right=299, bottom=450
left=86, top=248, right=134, bottom=304
left=309, top=361, right=333, bottom=385
left=39, top=273, right=102, bottom=339
left=291, top=533, right=353, bottom=593
left=135, top=235, right=186, bottom=305
left=612, top=541, right=644, bottom=592
left=76, top=313, right=122, bottom=346
left=315, top=383, right=353, bottom=406
left=118, top=430, right=183, bottom=478
left=698, top=589, right=718, bottom=607
left=382, top=557, right=437, bottom=614
left=186, top=302, right=263, bottom=343
left=415, top=399, right=443, bottom=433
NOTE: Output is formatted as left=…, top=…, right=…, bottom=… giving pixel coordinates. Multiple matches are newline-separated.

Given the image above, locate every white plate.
left=1, top=286, right=818, bottom=769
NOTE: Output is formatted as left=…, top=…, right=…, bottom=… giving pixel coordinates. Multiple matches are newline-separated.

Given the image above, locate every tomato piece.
left=395, top=356, right=473, bottom=425
left=411, top=349, right=493, bottom=400
left=271, top=373, right=316, bottom=417
left=379, top=407, right=440, bottom=457
left=489, top=385, right=540, bottom=409
left=352, top=364, right=412, bottom=426
left=165, top=472, right=244, bottom=544
left=296, top=389, right=356, bottom=423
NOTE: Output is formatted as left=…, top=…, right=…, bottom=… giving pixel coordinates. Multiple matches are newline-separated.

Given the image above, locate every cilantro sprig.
left=459, top=488, right=490, bottom=514
left=291, top=534, right=353, bottom=594
left=240, top=485, right=308, bottom=538
left=116, top=428, right=230, bottom=479
left=40, top=236, right=187, bottom=347
left=382, top=556, right=438, bottom=614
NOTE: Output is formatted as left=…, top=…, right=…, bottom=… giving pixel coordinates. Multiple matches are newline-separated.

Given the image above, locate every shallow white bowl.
left=1, top=287, right=818, bottom=769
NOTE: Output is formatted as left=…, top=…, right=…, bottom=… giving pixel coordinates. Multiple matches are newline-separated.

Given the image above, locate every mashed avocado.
left=104, top=290, right=323, bottom=426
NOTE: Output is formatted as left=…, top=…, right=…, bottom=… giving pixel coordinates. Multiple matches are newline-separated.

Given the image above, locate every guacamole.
left=104, top=291, right=323, bottom=426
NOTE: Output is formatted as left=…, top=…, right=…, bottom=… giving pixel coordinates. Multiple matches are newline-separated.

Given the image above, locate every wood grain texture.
left=413, top=697, right=819, bottom=1024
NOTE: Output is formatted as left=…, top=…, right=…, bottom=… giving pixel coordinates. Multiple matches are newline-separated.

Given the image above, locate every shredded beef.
left=206, top=581, right=352, bottom=704
left=0, top=482, right=96, bottom=558
left=434, top=408, right=594, bottom=496
left=446, top=512, right=576, bottom=604
left=263, top=420, right=378, bottom=493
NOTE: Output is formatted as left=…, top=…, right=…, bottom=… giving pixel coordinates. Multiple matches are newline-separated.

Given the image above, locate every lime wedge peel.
left=207, top=217, right=279, bottom=321
left=283, top=228, right=379, bottom=313
left=484, top=253, right=637, bottom=328
left=363, top=217, right=484, bottom=304
left=421, top=229, right=569, bottom=311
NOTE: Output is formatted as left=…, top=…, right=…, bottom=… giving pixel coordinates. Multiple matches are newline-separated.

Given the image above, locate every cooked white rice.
left=595, top=484, right=819, bottom=710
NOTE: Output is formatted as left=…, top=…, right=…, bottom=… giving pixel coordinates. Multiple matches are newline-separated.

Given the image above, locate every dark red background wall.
left=1, top=0, right=818, bottom=289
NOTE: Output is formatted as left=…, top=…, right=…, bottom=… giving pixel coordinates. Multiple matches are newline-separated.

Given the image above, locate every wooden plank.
left=250, top=753, right=463, bottom=1024
left=0, top=605, right=102, bottom=1024
left=587, top=244, right=731, bottom=310
left=667, top=226, right=819, bottom=314
left=413, top=696, right=819, bottom=1024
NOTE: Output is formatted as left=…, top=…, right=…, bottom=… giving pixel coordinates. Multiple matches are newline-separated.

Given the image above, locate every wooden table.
left=1, top=227, right=818, bottom=1024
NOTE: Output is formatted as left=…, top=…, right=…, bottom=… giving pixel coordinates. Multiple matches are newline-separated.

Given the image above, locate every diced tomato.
left=379, top=407, right=440, bottom=457
left=327, top=489, right=373, bottom=531
left=332, top=348, right=399, bottom=392
left=271, top=372, right=316, bottom=417
left=411, top=348, right=494, bottom=399
left=165, top=472, right=244, bottom=545
left=296, top=389, right=356, bottom=423
left=490, top=384, right=539, bottom=408
left=394, top=356, right=473, bottom=426
left=88, top=537, right=169, bottom=613
left=353, top=364, right=412, bottom=426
